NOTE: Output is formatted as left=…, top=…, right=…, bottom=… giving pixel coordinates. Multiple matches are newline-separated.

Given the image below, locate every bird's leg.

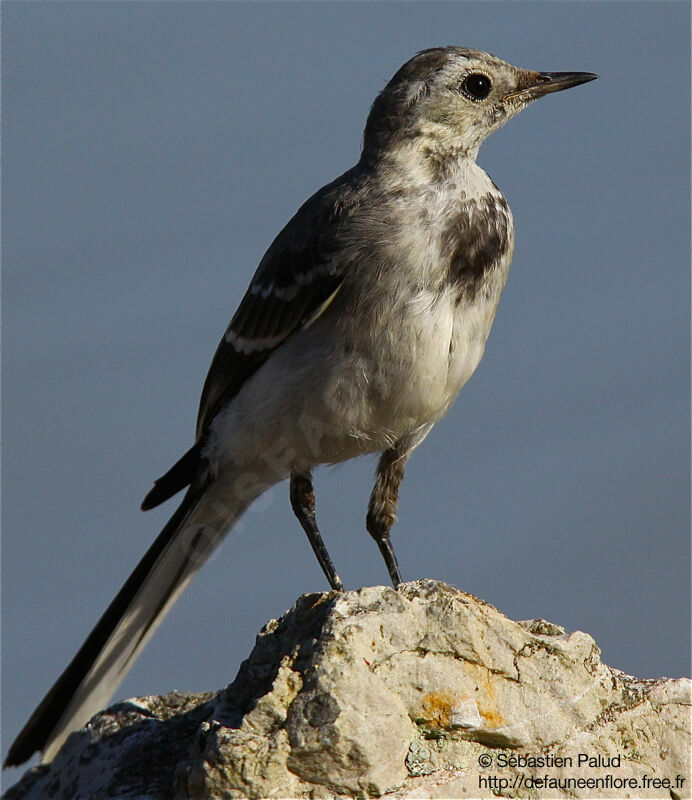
left=290, top=471, right=344, bottom=591
left=367, top=447, right=408, bottom=588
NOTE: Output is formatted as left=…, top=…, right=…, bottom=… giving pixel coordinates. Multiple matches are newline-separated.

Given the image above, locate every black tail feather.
left=141, top=444, right=200, bottom=511
left=3, top=490, right=197, bottom=767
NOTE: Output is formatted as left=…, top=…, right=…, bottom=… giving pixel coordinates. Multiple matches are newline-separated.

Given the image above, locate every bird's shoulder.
left=245, top=164, right=373, bottom=296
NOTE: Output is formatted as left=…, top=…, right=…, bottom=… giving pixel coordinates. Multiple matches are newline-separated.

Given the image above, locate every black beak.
left=507, top=71, right=598, bottom=102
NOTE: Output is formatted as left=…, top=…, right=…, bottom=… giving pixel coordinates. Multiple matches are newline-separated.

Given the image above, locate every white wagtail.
left=6, top=48, right=596, bottom=767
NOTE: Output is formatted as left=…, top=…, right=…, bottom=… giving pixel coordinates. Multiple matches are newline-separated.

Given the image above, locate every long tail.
left=4, top=475, right=265, bottom=767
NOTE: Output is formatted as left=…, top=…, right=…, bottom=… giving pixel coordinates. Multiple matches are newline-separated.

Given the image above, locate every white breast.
left=445, top=251, right=513, bottom=401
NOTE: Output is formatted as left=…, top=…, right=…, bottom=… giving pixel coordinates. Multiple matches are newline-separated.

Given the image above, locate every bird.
left=5, top=47, right=597, bottom=768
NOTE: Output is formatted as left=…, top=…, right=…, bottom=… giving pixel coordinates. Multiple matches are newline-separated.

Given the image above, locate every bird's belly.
left=445, top=299, right=495, bottom=398
left=325, top=287, right=489, bottom=444
left=307, top=287, right=499, bottom=454
left=206, top=287, right=499, bottom=471
left=446, top=336, right=486, bottom=398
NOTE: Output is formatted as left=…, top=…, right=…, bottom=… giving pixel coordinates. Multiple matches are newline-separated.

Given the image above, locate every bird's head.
left=362, top=47, right=597, bottom=167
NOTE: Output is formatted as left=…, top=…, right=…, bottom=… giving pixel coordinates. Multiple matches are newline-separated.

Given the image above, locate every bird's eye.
left=461, top=73, right=492, bottom=101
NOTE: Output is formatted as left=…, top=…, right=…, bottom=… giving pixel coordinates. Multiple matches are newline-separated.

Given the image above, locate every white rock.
left=5, top=581, right=690, bottom=799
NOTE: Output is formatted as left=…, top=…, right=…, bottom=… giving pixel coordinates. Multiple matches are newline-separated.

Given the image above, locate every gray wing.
left=195, top=168, right=364, bottom=439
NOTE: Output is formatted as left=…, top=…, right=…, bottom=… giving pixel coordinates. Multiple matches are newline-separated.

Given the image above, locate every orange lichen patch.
left=462, top=662, right=505, bottom=730
left=478, top=706, right=504, bottom=728
left=420, top=691, right=455, bottom=729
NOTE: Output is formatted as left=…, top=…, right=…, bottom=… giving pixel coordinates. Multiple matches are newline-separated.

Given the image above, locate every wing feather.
left=195, top=167, right=365, bottom=438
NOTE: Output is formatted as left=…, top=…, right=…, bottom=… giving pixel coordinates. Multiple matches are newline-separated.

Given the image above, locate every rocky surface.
left=5, top=580, right=690, bottom=799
